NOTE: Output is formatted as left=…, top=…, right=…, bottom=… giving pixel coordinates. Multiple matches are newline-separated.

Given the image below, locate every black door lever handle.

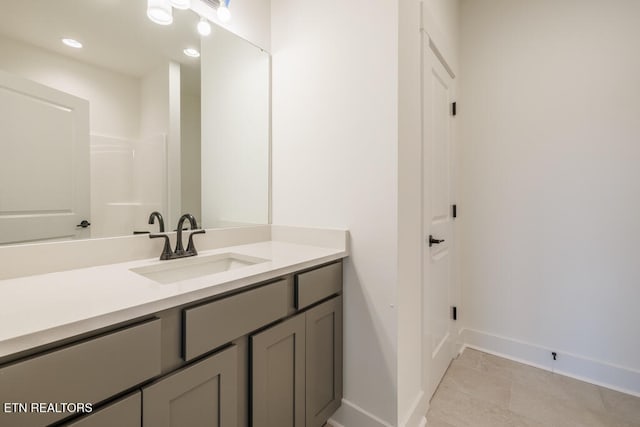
left=429, top=235, right=445, bottom=247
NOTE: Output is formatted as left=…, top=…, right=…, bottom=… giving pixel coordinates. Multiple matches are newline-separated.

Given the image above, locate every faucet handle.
left=186, top=229, right=206, bottom=256
left=149, top=233, right=173, bottom=260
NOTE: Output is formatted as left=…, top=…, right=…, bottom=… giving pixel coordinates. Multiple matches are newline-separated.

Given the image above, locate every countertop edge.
left=0, top=249, right=347, bottom=360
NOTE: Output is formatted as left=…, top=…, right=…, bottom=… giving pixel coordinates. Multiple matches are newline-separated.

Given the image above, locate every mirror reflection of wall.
left=0, top=32, right=180, bottom=241
left=0, top=0, right=269, bottom=246
left=181, top=67, right=202, bottom=223
left=201, top=27, right=270, bottom=228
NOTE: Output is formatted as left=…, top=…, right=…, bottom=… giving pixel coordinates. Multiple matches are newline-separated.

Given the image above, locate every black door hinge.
left=452, top=204, right=457, bottom=218
left=452, top=102, right=457, bottom=116
left=452, top=306, right=457, bottom=321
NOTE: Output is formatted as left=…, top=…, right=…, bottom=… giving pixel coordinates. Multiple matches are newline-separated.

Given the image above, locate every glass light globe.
left=197, top=18, right=211, bottom=36
left=217, top=5, right=231, bottom=23
left=169, top=0, right=191, bottom=10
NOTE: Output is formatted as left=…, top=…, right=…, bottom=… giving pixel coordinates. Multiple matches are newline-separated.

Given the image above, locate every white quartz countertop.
left=0, top=237, right=347, bottom=359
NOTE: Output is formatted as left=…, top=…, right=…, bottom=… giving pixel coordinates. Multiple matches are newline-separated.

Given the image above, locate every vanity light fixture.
left=168, top=0, right=191, bottom=9
left=197, top=17, right=212, bottom=36
left=147, top=0, right=173, bottom=25
left=61, top=38, right=83, bottom=48
left=183, top=48, right=200, bottom=58
left=217, top=0, right=231, bottom=23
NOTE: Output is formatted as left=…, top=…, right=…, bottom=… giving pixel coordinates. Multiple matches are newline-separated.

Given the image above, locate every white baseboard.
left=328, top=399, right=394, bottom=427
left=399, top=390, right=429, bottom=427
left=460, top=328, right=640, bottom=397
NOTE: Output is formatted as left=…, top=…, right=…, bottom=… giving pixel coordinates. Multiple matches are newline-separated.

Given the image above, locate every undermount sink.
left=130, top=253, right=269, bottom=285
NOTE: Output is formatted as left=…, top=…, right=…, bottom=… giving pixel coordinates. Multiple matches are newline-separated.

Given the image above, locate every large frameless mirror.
left=0, top=0, right=270, bottom=246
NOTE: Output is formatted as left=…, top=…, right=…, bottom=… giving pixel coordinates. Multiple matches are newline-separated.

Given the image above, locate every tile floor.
left=427, top=348, right=640, bottom=427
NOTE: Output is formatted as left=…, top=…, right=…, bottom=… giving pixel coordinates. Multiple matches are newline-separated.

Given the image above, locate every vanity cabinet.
left=62, top=392, right=141, bottom=427
left=0, top=319, right=161, bottom=427
left=251, top=314, right=306, bottom=427
left=250, top=295, right=343, bottom=427
left=305, top=296, right=343, bottom=427
left=295, top=261, right=342, bottom=310
left=251, top=280, right=342, bottom=427
left=142, top=345, right=238, bottom=427
left=0, top=260, right=343, bottom=427
left=183, top=279, right=289, bottom=361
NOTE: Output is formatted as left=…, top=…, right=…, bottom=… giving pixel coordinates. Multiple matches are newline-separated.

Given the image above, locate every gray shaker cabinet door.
left=0, top=319, right=161, bottom=427
left=306, top=296, right=343, bottom=427
left=251, top=314, right=306, bottom=427
left=142, top=345, right=238, bottom=427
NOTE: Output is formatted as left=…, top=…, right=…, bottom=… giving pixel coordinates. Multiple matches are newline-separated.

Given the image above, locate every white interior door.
left=0, top=70, right=90, bottom=244
left=422, top=40, right=455, bottom=398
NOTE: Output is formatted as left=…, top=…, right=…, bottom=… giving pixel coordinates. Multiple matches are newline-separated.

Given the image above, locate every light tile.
left=429, top=381, right=514, bottom=427
left=456, top=348, right=519, bottom=382
left=510, top=380, right=608, bottom=427
left=425, top=415, right=457, bottom=427
left=508, top=364, right=606, bottom=413
left=600, top=387, right=640, bottom=426
left=440, top=362, right=512, bottom=407
left=506, top=412, right=549, bottom=427
left=427, top=349, right=640, bottom=427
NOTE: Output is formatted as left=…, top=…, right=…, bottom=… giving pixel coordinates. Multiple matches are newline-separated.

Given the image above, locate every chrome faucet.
left=149, top=213, right=206, bottom=260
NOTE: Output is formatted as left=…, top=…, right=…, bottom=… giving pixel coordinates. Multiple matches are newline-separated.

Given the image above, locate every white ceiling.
left=0, top=0, right=204, bottom=78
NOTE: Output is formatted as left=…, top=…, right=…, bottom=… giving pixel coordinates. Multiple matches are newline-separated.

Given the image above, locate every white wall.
left=0, top=35, right=145, bottom=238
left=140, top=65, right=169, bottom=142
left=137, top=64, right=172, bottom=228
left=397, top=1, right=425, bottom=425
left=201, top=28, right=270, bottom=228
left=423, top=0, right=459, bottom=75
left=0, top=36, right=140, bottom=139
left=168, top=62, right=182, bottom=227
left=181, top=79, right=201, bottom=221
left=460, top=0, right=640, bottom=394
left=271, top=0, right=399, bottom=425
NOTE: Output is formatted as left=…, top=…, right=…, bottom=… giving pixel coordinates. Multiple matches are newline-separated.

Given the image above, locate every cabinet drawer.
left=0, top=319, right=161, bottom=427
left=295, top=262, right=342, bottom=310
left=63, top=392, right=141, bottom=427
left=183, top=280, right=289, bottom=361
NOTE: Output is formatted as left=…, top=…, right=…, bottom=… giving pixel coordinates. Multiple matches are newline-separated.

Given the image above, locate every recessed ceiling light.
left=183, top=48, right=200, bottom=58
left=147, top=0, right=173, bottom=25
left=61, top=38, right=83, bottom=49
